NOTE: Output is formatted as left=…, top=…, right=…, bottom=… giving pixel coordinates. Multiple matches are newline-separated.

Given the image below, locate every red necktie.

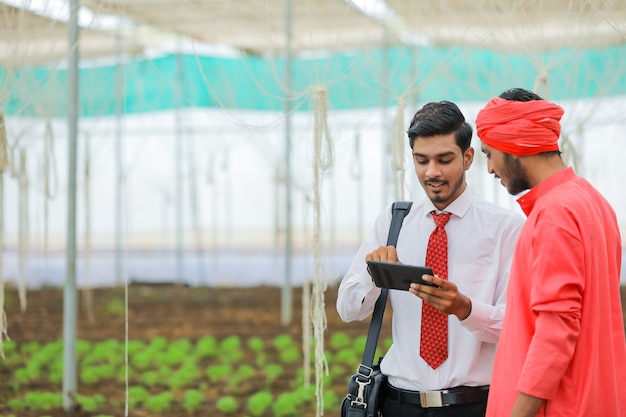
left=420, top=211, right=452, bottom=369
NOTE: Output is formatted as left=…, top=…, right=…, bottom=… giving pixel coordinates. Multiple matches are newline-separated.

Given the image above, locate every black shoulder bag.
left=340, top=201, right=413, bottom=417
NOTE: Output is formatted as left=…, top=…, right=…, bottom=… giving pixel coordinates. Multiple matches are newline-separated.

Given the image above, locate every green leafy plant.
left=219, top=335, right=241, bottom=351
left=329, top=332, right=352, bottom=350
left=278, top=346, right=301, bottom=364
left=183, top=389, right=204, bottom=412
left=292, top=384, right=315, bottom=404
left=323, top=389, right=340, bottom=412
left=328, top=363, right=346, bottom=378
left=206, top=363, right=233, bottom=383
left=264, top=363, right=284, bottom=384
left=140, top=370, right=159, bottom=386
left=219, top=335, right=244, bottom=363
left=273, top=392, right=300, bottom=417
left=247, top=336, right=264, bottom=351
left=127, top=385, right=150, bottom=408
left=163, top=338, right=193, bottom=366
left=216, top=396, right=239, bottom=414
left=333, top=348, right=359, bottom=366
left=7, top=398, right=25, bottom=410
left=247, top=336, right=267, bottom=366
left=24, top=391, right=62, bottom=410
left=144, top=391, right=174, bottom=413
left=228, top=364, right=256, bottom=387
left=273, top=334, right=295, bottom=350
left=352, top=335, right=367, bottom=353
left=194, top=336, right=218, bottom=359
left=247, top=390, right=273, bottom=416
left=76, top=394, right=105, bottom=412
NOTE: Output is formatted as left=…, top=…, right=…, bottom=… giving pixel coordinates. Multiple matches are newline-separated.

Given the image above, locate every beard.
left=503, top=153, right=531, bottom=195
left=425, top=171, right=465, bottom=206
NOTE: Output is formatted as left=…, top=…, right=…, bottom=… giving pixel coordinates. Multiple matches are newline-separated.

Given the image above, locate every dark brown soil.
left=1, top=283, right=625, bottom=417
left=0, top=282, right=392, bottom=417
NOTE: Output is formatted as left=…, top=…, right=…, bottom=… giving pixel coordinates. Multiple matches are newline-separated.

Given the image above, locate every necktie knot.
left=431, top=211, right=452, bottom=228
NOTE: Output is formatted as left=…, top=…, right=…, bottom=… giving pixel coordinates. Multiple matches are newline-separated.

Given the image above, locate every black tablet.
left=367, top=260, right=437, bottom=291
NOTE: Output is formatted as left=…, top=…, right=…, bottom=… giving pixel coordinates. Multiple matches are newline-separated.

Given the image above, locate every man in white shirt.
left=337, top=100, right=524, bottom=417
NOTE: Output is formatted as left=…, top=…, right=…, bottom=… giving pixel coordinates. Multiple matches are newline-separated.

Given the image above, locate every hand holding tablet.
left=367, top=260, right=438, bottom=291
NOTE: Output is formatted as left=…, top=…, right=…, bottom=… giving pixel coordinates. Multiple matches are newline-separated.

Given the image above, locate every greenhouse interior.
left=1, top=1, right=625, bottom=416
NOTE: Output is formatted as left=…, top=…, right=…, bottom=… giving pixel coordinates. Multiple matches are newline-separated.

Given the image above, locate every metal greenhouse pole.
left=281, top=0, right=293, bottom=327
left=115, top=31, right=125, bottom=287
left=63, top=0, right=80, bottom=411
left=175, top=49, right=185, bottom=283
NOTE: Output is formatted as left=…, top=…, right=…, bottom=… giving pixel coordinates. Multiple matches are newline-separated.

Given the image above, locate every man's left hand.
left=409, top=274, right=472, bottom=320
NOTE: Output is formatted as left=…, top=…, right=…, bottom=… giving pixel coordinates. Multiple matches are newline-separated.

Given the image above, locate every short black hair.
left=498, top=87, right=543, bottom=102
left=406, top=100, right=472, bottom=151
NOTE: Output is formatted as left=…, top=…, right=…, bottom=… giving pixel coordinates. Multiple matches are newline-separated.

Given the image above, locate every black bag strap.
left=360, top=201, right=412, bottom=368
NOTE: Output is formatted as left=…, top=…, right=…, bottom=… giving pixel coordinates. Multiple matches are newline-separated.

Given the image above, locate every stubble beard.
left=503, top=154, right=531, bottom=195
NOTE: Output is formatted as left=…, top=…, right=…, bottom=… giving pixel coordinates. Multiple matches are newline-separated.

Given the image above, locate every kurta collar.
left=422, top=186, right=473, bottom=219
left=516, top=167, right=576, bottom=216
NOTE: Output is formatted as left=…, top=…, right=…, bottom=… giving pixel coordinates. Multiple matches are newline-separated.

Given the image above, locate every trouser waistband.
left=383, top=382, right=489, bottom=408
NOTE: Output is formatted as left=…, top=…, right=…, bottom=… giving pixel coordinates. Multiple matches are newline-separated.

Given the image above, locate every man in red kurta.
left=476, top=87, right=626, bottom=417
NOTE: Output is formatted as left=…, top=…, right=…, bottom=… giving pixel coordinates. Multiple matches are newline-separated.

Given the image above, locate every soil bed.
left=1, top=283, right=392, bottom=417
left=1, top=283, right=624, bottom=417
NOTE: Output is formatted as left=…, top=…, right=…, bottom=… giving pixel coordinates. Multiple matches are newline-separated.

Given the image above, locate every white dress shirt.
left=336, top=188, right=524, bottom=391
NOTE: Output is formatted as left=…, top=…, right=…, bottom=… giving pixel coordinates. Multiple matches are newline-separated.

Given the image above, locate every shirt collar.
left=422, top=185, right=473, bottom=219
left=516, top=167, right=576, bottom=216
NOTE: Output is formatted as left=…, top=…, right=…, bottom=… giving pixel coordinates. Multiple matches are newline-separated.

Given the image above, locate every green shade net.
left=2, top=44, right=625, bottom=118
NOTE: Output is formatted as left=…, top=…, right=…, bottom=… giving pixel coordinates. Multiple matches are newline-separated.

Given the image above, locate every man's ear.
left=464, top=147, right=475, bottom=170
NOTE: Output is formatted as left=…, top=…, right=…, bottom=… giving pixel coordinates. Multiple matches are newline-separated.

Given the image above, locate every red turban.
left=476, top=97, right=564, bottom=156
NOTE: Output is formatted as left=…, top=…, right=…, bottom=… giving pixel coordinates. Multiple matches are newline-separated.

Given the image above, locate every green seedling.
left=247, top=336, right=264, bottom=351
left=7, top=398, right=25, bottom=410
left=264, top=363, right=284, bottom=384
left=163, top=338, right=193, bottom=366
left=247, top=390, right=272, bottom=416
left=128, top=385, right=150, bottom=408
left=75, top=394, right=105, bottom=412
left=216, top=395, right=239, bottom=414
left=323, top=389, right=340, bottom=412
left=183, top=389, right=204, bottom=412
left=273, top=334, right=295, bottom=350
left=206, top=363, right=233, bottom=383
left=228, top=363, right=256, bottom=387
left=278, top=346, right=300, bottom=364
left=272, top=392, right=298, bottom=417
left=333, top=348, right=359, bottom=366
left=140, top=370, right=159, bottom=386
left=329, top=332, right=352, bottom=350
left=247, top=336, right=267, bottom=366
left=144, top=391, right=174, bottom=413
left=195, top=336, right=218, bottom=359
left=24, top=391, right=62, bottom=410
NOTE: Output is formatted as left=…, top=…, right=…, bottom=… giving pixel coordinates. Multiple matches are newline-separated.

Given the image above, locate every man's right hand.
left=365, top=245, right=401, bottom=263
left=365, top=246, right=401, bottom=279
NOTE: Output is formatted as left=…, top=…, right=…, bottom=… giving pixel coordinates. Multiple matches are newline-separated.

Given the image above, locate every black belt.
left=383, top=382, right=489, bottom=408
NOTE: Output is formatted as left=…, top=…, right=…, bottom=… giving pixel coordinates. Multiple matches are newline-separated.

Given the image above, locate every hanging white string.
left=302, top=276, right=311, bottom=387
left=82, top=134, right=95, bottom=323
left=17, top=148, right=27, bottom=312
left=0, top=110, right=10, bottom=359
left=42, top=119, right=58, bottom=262
left=311, top=86, right=333, bottom=417
left=391, top=97, right=406, bottom=200
left=533, top=68, right=550, bottom=100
